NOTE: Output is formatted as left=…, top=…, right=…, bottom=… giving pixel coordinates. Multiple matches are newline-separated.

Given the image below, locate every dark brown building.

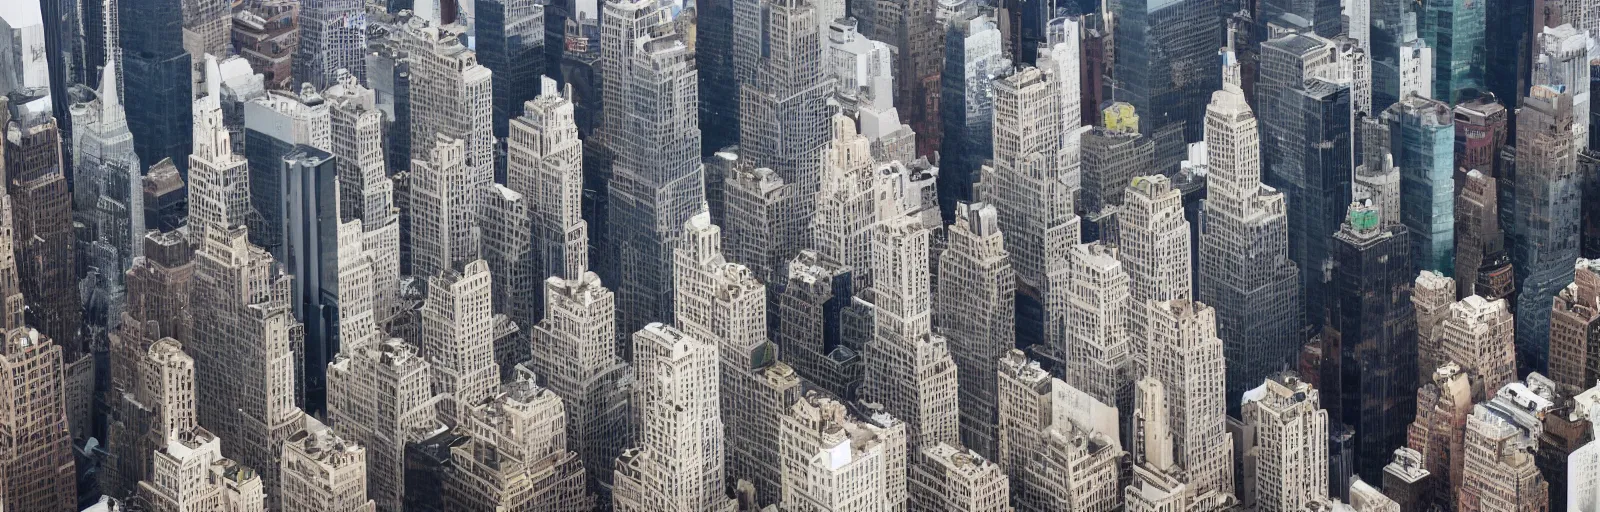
left=5, top=114, right=83, bottom=360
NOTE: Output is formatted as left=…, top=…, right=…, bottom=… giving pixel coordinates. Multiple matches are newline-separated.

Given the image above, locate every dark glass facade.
left=120, top=0, right=193, bottom=176
left=1111, top=0, right=1222, bottom=171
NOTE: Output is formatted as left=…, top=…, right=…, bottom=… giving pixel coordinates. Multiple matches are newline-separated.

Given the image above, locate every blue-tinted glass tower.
left=1111, top=0, right=1223, bottom=170
left=120, top=0, right=193, bottom=176
left=1419, top=0, right=1485, bottom=103
left=1383, top=95, right=1455, bottom=276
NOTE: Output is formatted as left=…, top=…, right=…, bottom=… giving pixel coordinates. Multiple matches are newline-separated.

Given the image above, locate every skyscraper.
left=1058, top=242, right=1132, bottom=414
left=938, top=10, right=1005, bottom=221
left=295, top=0, right=367, bottom=90
left=1457, top=406, right=1550, bottom=512
left=0, top=328, right=77, bottom=512
left=997, top=349, right=1124, bottom=512
left=614, top=323, right=737, bottom=512
left=1118, top=174, right=1191, bottom=379
left=408, top=136, right=480, bottom=278
left=1110, top=0, right=1223, bottom=169
left=243, top=86, right=332, bottom=256
left=778, top=250, right=864, bottom=398
left=475, top=0, right=545, bottom=143
left=1145, top=300, right=1236, bottom=499
left=324, top=71, right=401, bottom=322
left=1403, top=362, right=1471, bottom=511
left=854, top=0, right=942, bottom=156
left=1435, top=295, right=1516, bottom=400
left=1455, top=170, right=1506, bottom=299
left=119, top=0, right=192, bottom=175
left=326, top=338, right=435, bottom=512
left=279, top=418, right=377, bottom=511
left=602, top=8, right=705, bottom=337
left=69, top=61, right=142, bottom=335
left=1452, top=95, right=1508, bottom=185
left=1550, top=259, right=1600, bottom=397
left=1196, top=75, right=1303, bottom=411
left=778, top=392, right=908, bottom=511
left=6, top=111, right=83, bottom=360
left=134, top=342, right=267, bottom=511
left=529, top=272, right=634, bottom=504
left=1239, top=375, right=1329, bottom=512
left=508, top=78, right=588, bottom=289
left=936, top=202, right=1014, bottom=459
left=1321, top=203, right=1416, bottom=483
left=1417, top=0, right=1485, bottom=102
left=1511, top=85, right=1583, bottom=375
left=1383, top=94, right=1455, bottom=276
left=419, top=260, right=501, bottom=424
left=1264, top=69, right=1353, bottom=330
left=907, top=443, right=1013, bottom=512
left=393, top=14, right=494, bottom=212
left=280, top=147, right=342, bottom=413
left=444, top=379, right=594, bottom=511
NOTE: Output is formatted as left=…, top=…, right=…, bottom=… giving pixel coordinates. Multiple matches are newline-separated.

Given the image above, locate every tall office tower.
left=738, top=0, right=833, bottom=256
left=853, top=0, right=941, bottom=156
left=782, top=393, right=911, bottom=507
left=671, top=213, right=785, bottom=500
left=181, top=0, right=230, bottom=62
left=275, top=147, right=342, bottom=412
left=603, top=18, right=706, bottom=339
left=217, top=58, right=269, bottom=155
left=294, top=0, right=367, bottom=90
left=1455, top=170, right=1505, bottom=299
left=476, top=0, right=544, bottom=141
left=1534, top=24, right=1590, bottom=152
left=445, top=379, right=594, bottom=511
left=1511, top=86, right=1583, bottom=376
left=408, top=136, right=481, bottom=278
left=597, top=0, right=668, bottom=144
left=393, top=15, right=493, bottom=206
left=70, top=61, right=142, bottom=333
left=1382, top=448, right=1431, bottom=512
left=1118, top=175, right=1191, bottom=379
left=1483, top=0, right=1532, bottom=118
left=508, top=80, right=587, bottom=292
left=935, top=203, right=1014, bottom=459
left=1320, top=203, right=1417, bottom=484
left=1413, top=271, right=1456, bottom=384
left=1257, top=35, right=1352, bottom=329
left=233, top=2, right=299, bottom=89
left=996, top=350, right=1124, bottom=512
left=1196, top=76, right=1303, bottom=412
left=117, top=338, right=200, bottom=482
left=481, top=185, right=536, bottom=359
left=102, top=232, right=194, bottom=498
left=779, top=251, right=864, bottom=397
left=119, top=0, right=192, bottom=175
left=529, top=272, right=633, bottom=502
left=0, top=197, right=19, bottom=333
left=1435, top=295, right=1516, bottom=400
left=615, top=323, right=736, bottom=512
left=696, top=0, right=738, bottom=155
left=1400, top=27, right=1440, bottom=101
left=326, top=338, right=435, bottom=512
left=1110, top=0, right=1221, bottom=169
left=6, top=113, right=84, bottom=360
left=1079, top=125, right=1153, bottom=237
left=0, top=328, right=77, bottom=512
left=39, top=0, right=84, bottom=133
left=984, top=67, right=1079, bottom=347
left=419, top=260, right=500, bottom=424
left=243, top=86, right=332, bottom=255
left=1550, top=260, right=1600, bottom=396
left=722, top=166, right=789, bottom=287
left=1038, top=17, right=1087, bottom=188
left=1258, top=0, right=1341, bottom=36
left=1145, top=300, right=1236, bottom=498
left=860, top=215, right=961, bottom=452
left=324, top=72, right=401, bottom=321
left=938, top=10, right=1004, bottom=221
left=138, top=427, right=268, bottom=511
left=279, top=418, right=377, bottom=512
left=1057, top=242, right=1132, bottom=414
left=906, top=443, right=1012, bottom=512
left=1458, top=406, right=1550, bottom=512
left=812, top=115, right=883, bottom=290
left=1453, top=96, right=1508, bottom=183
left=1416, top=0, right=1484, bottom=102
left=1239, top=375, right=1329, bottom=512
left=1381, top=95, right=1455, bottom=276
left=1570, top=414, right=1600, bottom=512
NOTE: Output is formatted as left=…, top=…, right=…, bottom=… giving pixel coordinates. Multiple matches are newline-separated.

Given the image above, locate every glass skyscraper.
left=120, top=0, right=193, bottom=176
left=1384, top=95, right=1455, bottom=276
left=1111, top=0, right=1222, bottom=170
left=1419, top=0, right=1485, bottom=103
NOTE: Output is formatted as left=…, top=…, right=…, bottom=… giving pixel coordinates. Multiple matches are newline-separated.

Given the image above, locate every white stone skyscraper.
left=1117, top=175, right=1191, bottom=378
left=1196, top=74, right=1304, bottom=410
left=982, top=66, right=1076, bottom=293
left=408, top=135, right=480, bottom=278
left=508, top=78, right=588, bottom=286
left=1146, top=300, right=1237, bottom=499
left=1038, top=16, right=1086, bottom=190
left=779, top=392, right=909, bottom=511
left=326, top=337, right=435, bottom=512
left=70, top=60, right=142, bottom=333
left=530, top=271, right=634, bottom=503
left=614, top=323, right=737, bottom=512
left=997, top=350, right=1124, bottom=512
left=908, top=443, right=1014, bottom=512
left=1240, top=375, right=1330, bottom=512
left=323, top=70, right=400, bottom=321
left=189, top=54, right=308, bottom=508
left=602, top=5, right=707, bottom=338
left=392, top=13, right=494, bottom=231
left=812, top=115, right=884, bottom=288
left=1533, top=24, right=1590, bottom=152
left=936, top=202, right=1015, bottom=460
left=860, top=214, right=961, bottom=452
left=1435, top=295, right=1517, bottom=400
left=1058, top=242, right=1133, bottom=411
left=738, top=0, right=834, bottom=256
left=420, top=260, right=501, bottom=424
left=672, top=212, right=790, bottom=501
left=279, top=418, right=377, bottom=512
left=295, top=0, right=367, bottom=89
left=445, top=379, right=594, bottom=511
